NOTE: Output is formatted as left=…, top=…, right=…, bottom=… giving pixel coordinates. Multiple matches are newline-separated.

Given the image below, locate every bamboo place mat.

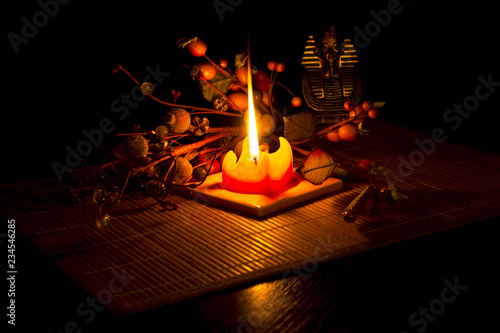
left=2, top=120, right=500, bottom=315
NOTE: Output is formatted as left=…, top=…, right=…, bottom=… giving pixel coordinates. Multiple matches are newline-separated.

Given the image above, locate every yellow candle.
left=221, top=36, right=293, bottom=194
left=222, top=136, right=293, bottom=194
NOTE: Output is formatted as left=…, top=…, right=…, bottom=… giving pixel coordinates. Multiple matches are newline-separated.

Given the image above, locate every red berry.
left=187, top=39, right=207, bottom=57
left=369, top=214, right=382, bottom=227
left=227, top=92, right=249, bottom=111
left=326, top=130, right=342, bottom=142
left=354, top=105, right=364, bottom=115
left=253, top=70, right=270, bottom=92
left=198, top=154, right=209, bottom=163
left=349, top=105, right=365, bottom=123
left=344, top=100, right=355, bottom=111
left=291, top=96, right=302, bottom=107
left=267, top=60, right=277, bottom=71
left=338, top=124, right=359, bottom=141
left=261, top=91, right=275, bottom=107
left=365, top=198, right=375, bottom=212
left=343, top=210, right=357, bottom=223
left=376, top=202, right=390, bottom=215
left=357, top=159, right=373, bottom=173
left=276, top=62, right=285, bottom=72
left=199, top=154, right=221, bottom=174
left=208, top=159, right=221, bottom=175
left=219, top=58, right=228, bottom=68
left=235, top=67, right=248, bottom=86
left=198, top=63, right=216, bottom=80
left=368, top=108, right=380, bottom=119
left=362, top=100, right=373, bottom=111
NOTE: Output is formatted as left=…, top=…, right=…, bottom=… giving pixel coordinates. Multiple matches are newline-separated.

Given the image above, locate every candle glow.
left=221, top=41, right=293, bottom=194
left=247, top=63, right=260, bottom=163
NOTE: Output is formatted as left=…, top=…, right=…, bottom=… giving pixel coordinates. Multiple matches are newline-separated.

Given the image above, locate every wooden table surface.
left=4, top=120, right=500, bottom=332
left=11, top=216, right=500, bottom=333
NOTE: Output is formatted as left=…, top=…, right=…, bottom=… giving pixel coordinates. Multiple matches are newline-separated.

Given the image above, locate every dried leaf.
left=298, top=149, right=335, bottom=185
left=389, top=185, right=408, bottom=200
left=373, top=101, right=386, bottom=109
left=176, top=37, right=197, bottom=49
left=284, top=111, right=316, bottom=142
left=195, top=72, right=235, bottom=102
left=235, top=53, right=247, bottom=69
left=234, top=53, right=257, bottom=73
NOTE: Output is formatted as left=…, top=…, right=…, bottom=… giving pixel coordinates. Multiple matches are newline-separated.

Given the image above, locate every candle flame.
left=246, top=45, right=259, bottom=163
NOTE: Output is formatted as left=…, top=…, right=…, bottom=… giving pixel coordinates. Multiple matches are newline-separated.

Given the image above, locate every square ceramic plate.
left=191, top=173, right=343, bottom=217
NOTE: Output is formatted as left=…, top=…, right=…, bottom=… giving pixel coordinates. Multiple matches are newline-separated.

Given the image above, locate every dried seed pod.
left=145, top=180, right=167, bottom=198
left=258, top=114, right=275, bottom=137
left=141, top=82, right=155, bottom=96
left=173, top=157, right=193, bottom=184
left=92, top=188, right=105, bottom=204
left=104, top=191, right=120, bottom=207
left=123, top=135, right=148, bottom=159
left=149, top=134, right=168, bottom=155
left=95, top=214, right=112, bottom=229
left=189, top=116, right=210, bottom=136
left=164, top=108, right=191, bottom=133
left=155, top=125, right=169, bottom=138
left=213, top=97, right=228, bottom=112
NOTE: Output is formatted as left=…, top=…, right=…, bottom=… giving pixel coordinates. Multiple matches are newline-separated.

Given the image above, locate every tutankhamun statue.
left=301, top=26, right=362, bottom=124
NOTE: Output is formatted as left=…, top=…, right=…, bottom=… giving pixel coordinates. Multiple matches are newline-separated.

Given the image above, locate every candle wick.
left=253, top=158, right=258, bottom=165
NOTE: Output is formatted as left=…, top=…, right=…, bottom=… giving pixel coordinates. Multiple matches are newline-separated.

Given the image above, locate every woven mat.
left=2, top=120, right=500, bottom=315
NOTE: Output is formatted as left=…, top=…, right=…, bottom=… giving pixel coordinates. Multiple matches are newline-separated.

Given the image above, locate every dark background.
left=4, top=0, right=499, bottom=183
left=3, top=0, right=500, bottom=332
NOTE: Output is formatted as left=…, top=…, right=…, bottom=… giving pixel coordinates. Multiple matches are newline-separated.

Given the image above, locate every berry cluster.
left=68, top=35, right=389, bottom=229
left=325, top=100, right=382, bottom=143
left=340, top=158, right=406, bottom=227
left=180, top=37, right=302, bottom=116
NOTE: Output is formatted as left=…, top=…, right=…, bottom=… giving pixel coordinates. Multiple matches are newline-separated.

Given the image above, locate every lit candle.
left=246, top=59, right=260, bottom=163
left=221, top=136, right=293, bottom=194
left=221, top=42, right=293, bottom=194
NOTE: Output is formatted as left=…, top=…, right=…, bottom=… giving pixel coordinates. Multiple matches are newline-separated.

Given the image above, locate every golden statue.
left=301, top=26, right=362, bottom=124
